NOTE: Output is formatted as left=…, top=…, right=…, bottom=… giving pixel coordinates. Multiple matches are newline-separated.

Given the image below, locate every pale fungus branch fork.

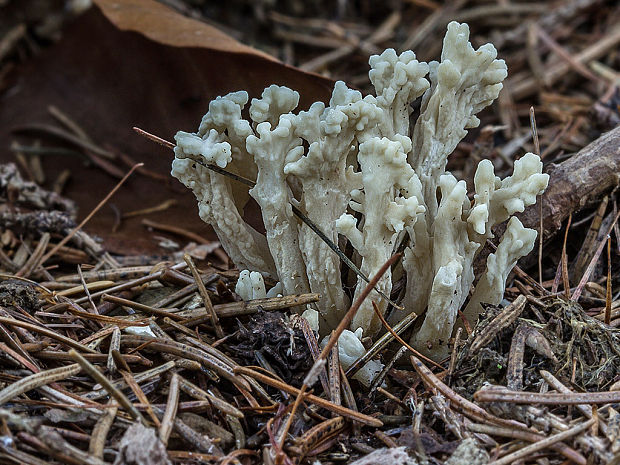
left=170, top=21, right=549, bottom=361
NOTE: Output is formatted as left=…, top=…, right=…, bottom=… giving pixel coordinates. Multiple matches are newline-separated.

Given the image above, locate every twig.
left=572, top=209, right=620, bottom=300
left=298, top=316, right=330, bottom=395
left=539, top=370, right=608, bottom=434
left=183, top=254, right=224, bottom=338
left=177, top=376, right=243, bottom=418
left=508, top=25, right=620, bottom=99
left=234, top=367, right=382, bottom=427
left=12, top=124, right=115, bottom=159
left=474, top=387, right=620, bottom=404
left=530, top=106, right=544, bottom=288
left=410, top=355, right=529, bottom=430
left=48, top=105, right=93, bottom=143
left=486, top=419, right=594, bottom=465
left=77, top=264, right=98, bottom=314
left=16, top=232, right=50, bottom=278
left=346, top=309, right=418, bottom=378
left=0, top=364, right=81, bottom=405
left=69, top=349, right=146, bottom=424
left=142, top=218, right=211, bottom=245
left=605, top=237, right=612, bottom=324
left=121, top=336, right=249, bottom=390
left=88, top=401, right=117, bottom=459
left=120, top=369, right=160, bottom=425
left=467, top=423, right=587, bottom=465
left=122, top=200, right=177, bottom=219
left=159, top=373, right=179, bottom=446
left=40, top=163, right=143, bottom=264
left=0, top=316, right=98, bottom=353
left=562, top=213, right=572, bottom=298
left=468, top=295, right=527, bottom=356
left=372, top=301, right=444, bottom=369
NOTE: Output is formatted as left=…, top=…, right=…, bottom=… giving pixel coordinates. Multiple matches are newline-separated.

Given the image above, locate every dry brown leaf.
left=0, top=6, right=334, bottom=256
left=94, top=0, right=276, bottom=60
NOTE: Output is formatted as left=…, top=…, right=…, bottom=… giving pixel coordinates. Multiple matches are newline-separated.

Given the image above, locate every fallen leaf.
left=94, top=0, right=275, bottom=59
left=0, top=5, right=334, bottom=255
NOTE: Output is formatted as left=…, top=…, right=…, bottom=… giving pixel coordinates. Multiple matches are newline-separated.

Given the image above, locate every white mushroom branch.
left=171, top=21, right=549, bottom=361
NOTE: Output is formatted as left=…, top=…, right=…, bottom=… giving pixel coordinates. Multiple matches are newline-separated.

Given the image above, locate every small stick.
left=122, top=199, right=177, bottom=219
left=369, top=344, right=407, bottom=394
left=48, top=105, right=93, bottom=143
left=346, top=310, right=418, bottom=378
left=536, top=26, right=606, bottom=85
left=539, top=370, right=608, bottom=434
left=487, top=419, right=594, bottom=465
left=101, top=293, right=183, bottom=320
left=605, top=236, right=612, bottom=324
left=447, top=327, right=462, bottom=382
left=328, top=342, right=341, bottom=407
left=16, top=232, right=50, bottom=278
left=506, top=324, right=528, bottom=391
left=85, top=361, right=177, bottom=401
left=410, top=355, right=528, bottom=430
left=0, top=363, right=81, bottom=405
left=88, top=401, right=117, bottom=459
left=143, top=218, right=211, bottom=245
left=62, top=300, right=150, bottom=327
left=57, top=265, right=154, bottom=283
left=338, top=364, right=360, bottom=436
left=573, top=196, right=609, bottom=279
left=13, top=124, right=114, bottom=159
left=69, top=349, right=146, bottom=424
left=133, top=126, right=175, bottom=149
left=314, top=253, right=401, bottom=373
left=175, top=293, right=320, bottom=323
left=572, top=209, right=620, bottom=300
left=372, top=300, right=444, bottom=369
left=184, top=254, right=224, bottom=338
left=234, top=367, right=382, bottom=427
left=121, top=336, right=249, bottom=390
left=120, top=369, right=160, bottom=425
left=530, top=106, right=543, bottom=288
left=40, top=163, right=143, bottom=264
left=468, top=295, right=527, bottom=356
left=77, top=264, right=98, bottom=314
left=57, top=281, right=116, bottom=297
left=295, top=416, right=345, bottom=460
left=159, top=373, right=180, bottom=446
left=562, top=213, right=572, bottom=298
left=474, top=387, right=620, bottom=404
left=35, top=350, right=149, bottom=366
left=73, top=262, right=186, bottom=304
left=177, top=376, right=243, bottom=418
left=468, top=423, right=586, bottom=465
left=376, top=386, right=405, bottom=406
left=278, top=382, right=309, bottom=449
left=0, top=337, right=39, bottom=374
left=106, top=327, right=121, bottom=375
left=298, top=316, right=330, bottom=395
left=0, top=316, right=97, bottom=354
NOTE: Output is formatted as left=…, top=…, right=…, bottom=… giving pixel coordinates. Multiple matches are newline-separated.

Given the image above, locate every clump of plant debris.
left=453, top=297, right=620, bottom=399
left=229, top=310, right=314, bottom=385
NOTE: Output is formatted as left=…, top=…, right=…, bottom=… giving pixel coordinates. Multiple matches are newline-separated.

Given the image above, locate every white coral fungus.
left=172, top=22, right=549, bottom=361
